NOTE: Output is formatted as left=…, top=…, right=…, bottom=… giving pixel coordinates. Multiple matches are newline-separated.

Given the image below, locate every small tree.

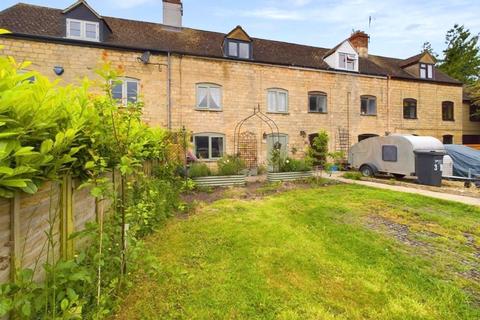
left=422, top=41, right=438, bottom=59
left=308, top=130, right=329, bottom=167
left=468, top=80, right=480, bottom=105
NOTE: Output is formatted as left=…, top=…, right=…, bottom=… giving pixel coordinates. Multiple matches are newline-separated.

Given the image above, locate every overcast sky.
left=2, top=0, right=480, bottom=58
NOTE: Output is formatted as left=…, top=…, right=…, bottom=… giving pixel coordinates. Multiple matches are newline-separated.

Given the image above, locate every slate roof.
left=0, top=2, right=462, bottom=85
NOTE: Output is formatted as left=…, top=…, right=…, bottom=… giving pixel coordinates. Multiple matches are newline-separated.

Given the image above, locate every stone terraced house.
left=0, top=0, right=477, bottom=166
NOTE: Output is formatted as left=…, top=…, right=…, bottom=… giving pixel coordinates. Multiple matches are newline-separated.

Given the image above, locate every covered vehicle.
left=444, top=145, right=480, bottom=178
left=349, top=135, right=446, bottom=185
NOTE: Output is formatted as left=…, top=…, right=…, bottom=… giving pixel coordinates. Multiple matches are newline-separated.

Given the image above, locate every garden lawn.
left=116, top=184, right=480, bottom=320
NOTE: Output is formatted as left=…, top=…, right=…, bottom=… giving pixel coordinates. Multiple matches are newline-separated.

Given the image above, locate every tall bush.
left=0, top=56, right=97, bottom=197
left=0, top=47, right=186, bottom=318
left=308, top=130, right=329, bottom=166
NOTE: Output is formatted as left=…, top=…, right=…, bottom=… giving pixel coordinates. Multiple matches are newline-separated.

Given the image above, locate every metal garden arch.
left=233, top=105, right=281, bottom=171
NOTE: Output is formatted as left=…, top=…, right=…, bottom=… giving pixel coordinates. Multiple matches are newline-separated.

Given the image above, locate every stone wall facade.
left=0, top=38, right=465, bottom=164
left=462, top=102, right=480, bottom=142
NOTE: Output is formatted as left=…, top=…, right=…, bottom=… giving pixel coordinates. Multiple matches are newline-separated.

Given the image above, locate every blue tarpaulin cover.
left=444, top=145, right=480, bottom=177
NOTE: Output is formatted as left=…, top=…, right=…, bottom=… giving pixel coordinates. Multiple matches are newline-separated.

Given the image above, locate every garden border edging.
left=193, top=175, right=247, bottom=187
left=267, top=171, right=315, bottom=182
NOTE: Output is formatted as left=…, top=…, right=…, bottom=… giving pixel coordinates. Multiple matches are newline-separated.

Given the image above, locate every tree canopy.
left=437, top=24, right=480, bottom=85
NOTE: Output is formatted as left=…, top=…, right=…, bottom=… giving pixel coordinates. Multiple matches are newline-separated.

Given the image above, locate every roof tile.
left=0, top=3, right=462, bottom=85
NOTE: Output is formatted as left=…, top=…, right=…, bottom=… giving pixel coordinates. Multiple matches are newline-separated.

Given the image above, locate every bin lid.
left=414, top=150, right=446, bottom=156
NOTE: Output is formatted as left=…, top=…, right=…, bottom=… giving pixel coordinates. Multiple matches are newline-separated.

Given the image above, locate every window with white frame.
left=360, top=95, right=377, bottom=115
left=308, top=92, right=327, bottom=113
left=267, top=88, right=288, bottom=113
left=111, top=78, right=139, bottom=106
left=225, top=40, right=251, bottom=59
left=193, top=133, right=225, bottom=160
left=420, top=63, right=434, bottom=79
left=339, top=52, right=357, bottom=71
left=66, top=18, right=100, bottom=42
left=196, top=83, right=222, bottom=110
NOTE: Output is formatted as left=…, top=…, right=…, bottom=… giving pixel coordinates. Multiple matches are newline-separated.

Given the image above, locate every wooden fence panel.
left=19, top=182, right=61, bottom=282
left=73, top=184, right=97, bottom=250
left=0, top=197, right=10, bottom=283
left=0, top=173, right=116, bottom=285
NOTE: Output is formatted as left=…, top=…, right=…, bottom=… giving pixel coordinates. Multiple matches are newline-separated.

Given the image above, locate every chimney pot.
left=349, top=30, right=369, bottom=58
left=163, top=0, right=183, bottom=28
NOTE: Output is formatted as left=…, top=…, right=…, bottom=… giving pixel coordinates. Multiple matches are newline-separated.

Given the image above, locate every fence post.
left=60, top=175, right=74, bottom=259
left=10, top=192, right=20, bottom=283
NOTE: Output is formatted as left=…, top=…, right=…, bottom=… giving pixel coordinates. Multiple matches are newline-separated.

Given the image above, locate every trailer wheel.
left=360, top=165, right=374, bottom=177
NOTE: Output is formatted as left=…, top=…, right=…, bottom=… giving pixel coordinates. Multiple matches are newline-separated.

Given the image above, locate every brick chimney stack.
left=163, top=0, right=183, bottom=28
left=349, top=31, right=369, bottom=58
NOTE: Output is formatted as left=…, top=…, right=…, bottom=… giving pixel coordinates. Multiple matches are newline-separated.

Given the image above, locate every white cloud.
left=221, top=0, right=480, bottom=57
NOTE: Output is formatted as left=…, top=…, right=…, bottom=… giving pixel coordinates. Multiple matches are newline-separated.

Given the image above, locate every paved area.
left=327, top=173, right=480, bottom=207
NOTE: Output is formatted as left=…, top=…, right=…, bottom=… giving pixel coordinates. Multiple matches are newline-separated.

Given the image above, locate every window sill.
left=442, top=119, right=455, bottom=122
left=64, top=36, right=100, bottom=43
left=195, top=108, right=223, bottom=112
left=267, top=112, right=289, bottom=115
left=226, top=55, right=252, bottom=61
left=403, top=117, right=418, bottom=120
left=308, top=111, right=328, bottom=114
left=360, top=114, right=377, bottom=117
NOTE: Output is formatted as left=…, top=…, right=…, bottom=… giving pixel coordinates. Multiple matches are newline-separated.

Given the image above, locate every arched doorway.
left=358, top=134, right=379, bottom=142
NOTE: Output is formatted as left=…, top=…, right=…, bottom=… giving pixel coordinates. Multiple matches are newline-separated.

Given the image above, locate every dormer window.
left=66, top=18, right=99, bottom=41
left=339, top=53, right=356, bottom=71
left=225, top=40, right=251, bottom=59
left=420, top=63, right=434, bottom=79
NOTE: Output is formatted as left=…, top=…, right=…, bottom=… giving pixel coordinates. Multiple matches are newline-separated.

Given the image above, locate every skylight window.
left=66, top=18, right=99, bottom=42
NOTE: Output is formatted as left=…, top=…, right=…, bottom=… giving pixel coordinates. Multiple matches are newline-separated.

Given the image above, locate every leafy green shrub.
left=127, top=172, right=182, bottom=238
left=308, top=130, right=329, bottom=166
left=342, top=171, right=363, bottom=180
left=217, top=155, right=246, bottom=176
left=0, top=56, right=96, bottom=197
left=280, top=158, right=313, bottom=172
left=189, top=162, right=211, bottom=178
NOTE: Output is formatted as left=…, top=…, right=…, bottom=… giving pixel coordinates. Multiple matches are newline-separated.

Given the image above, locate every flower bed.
left=189, top=155, right=247, bottom=187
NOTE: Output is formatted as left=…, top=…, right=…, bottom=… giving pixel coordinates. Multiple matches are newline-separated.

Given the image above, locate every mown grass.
left=116, top=184, right=480, bottom=320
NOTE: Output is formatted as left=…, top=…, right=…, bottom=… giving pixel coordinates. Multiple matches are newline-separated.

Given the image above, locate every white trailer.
left=348, top=135, right=446, bottom=178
